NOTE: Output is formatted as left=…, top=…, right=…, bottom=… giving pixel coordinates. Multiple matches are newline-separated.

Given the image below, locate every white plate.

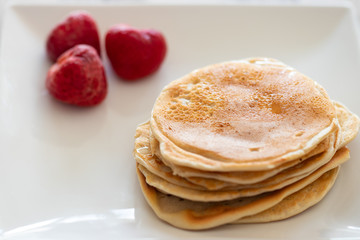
left=1, top=1, right=360, bottom=239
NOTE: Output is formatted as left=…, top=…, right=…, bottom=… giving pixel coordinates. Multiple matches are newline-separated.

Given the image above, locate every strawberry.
left=46, top=10, right=101, bottom=62
left=46, top=44, right=107, bottom=106
left=105, top=24, right=167, bottom=81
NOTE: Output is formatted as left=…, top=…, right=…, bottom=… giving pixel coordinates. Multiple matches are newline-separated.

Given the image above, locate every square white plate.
left=1, top=1, right=360, bottom=239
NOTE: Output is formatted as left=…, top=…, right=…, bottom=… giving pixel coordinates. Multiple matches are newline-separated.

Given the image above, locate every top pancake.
left=150, top=58, right=337, bottom=171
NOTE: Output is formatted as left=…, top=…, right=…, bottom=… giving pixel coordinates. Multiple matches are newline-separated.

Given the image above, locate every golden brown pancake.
left=334, top=101, right=360, bottom=148
left=234, top=167, right=339, bottom=223
left=150, top=58, right=338, bottom=171
left=150, top=127, right=331, bottom=185
left=147, top=102, right=356, bottom=189
left=137, top=143, right=341, bottom=202
left=136, top=147, right=349, bottom=230
left=135, top=121, right=338, bottom=192
left=134, top=123, right=207, bottom=191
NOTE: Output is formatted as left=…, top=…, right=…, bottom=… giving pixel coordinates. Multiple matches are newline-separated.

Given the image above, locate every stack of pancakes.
left=133, top=58, right=360, bottom=230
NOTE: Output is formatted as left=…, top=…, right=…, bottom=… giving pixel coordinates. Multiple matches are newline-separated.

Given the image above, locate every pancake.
left=148, top=103, right=355, bottom=189
left=150, top=58, right=337, bottom=171
left=334, top=101, right=360, bottom=148
left=187, top=137, right=337, bottom=191
left=136, top=147, right=349, bottom=230
left=150, top=132, right=331, bottom=187
left=135, top=121, right=338, bottom=191
left=138, top=145, right=341, bottom=202
left=134, top=122, right=206, bottom=191
left=233, top=168, right=339, bottom=223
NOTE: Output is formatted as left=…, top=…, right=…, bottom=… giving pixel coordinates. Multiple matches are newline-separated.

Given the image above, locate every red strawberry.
left=46, top=11, right=101, bottom=62
left=105, top=24, right=167, bottom=81
left=46, top=44, right=107, bottom=106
